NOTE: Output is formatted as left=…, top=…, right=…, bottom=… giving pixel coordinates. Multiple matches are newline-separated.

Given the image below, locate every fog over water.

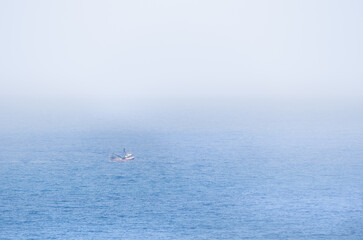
left=1, top=2, right=363, bottom=239
left=1, top=96, right=362, bottom=136
left=1, top=0, right=362, bottom=135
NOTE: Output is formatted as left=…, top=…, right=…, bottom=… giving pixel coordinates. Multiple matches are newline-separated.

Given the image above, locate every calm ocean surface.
left=0, top=124, right=362, bottom=239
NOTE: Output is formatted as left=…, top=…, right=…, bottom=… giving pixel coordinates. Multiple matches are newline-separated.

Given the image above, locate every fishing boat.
left=111, top=148, right=135, bottom=161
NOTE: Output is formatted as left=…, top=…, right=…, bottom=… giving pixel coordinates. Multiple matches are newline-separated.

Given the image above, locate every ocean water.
left=0, top=124, right=362, bottom=239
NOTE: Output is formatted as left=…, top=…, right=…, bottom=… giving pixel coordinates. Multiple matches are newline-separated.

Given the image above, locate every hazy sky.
left=0, top=0, right=362, bottom=101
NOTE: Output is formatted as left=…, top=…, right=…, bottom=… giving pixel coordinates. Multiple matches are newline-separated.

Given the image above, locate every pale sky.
left=0, top=0, right=362, bottom=100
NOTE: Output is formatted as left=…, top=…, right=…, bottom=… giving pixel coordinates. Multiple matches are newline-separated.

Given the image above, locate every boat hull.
left=112, top=157, right=134, bottom=161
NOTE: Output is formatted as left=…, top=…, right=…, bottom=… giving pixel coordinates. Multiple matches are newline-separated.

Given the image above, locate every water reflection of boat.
left=111, top=148, right=135, bottom=161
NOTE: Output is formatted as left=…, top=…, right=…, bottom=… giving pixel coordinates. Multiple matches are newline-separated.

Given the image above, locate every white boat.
left=111, top=148, right=135, bottom=161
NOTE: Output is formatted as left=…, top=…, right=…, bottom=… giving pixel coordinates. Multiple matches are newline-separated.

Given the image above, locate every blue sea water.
left=0, top=124, right=362, bottom=239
